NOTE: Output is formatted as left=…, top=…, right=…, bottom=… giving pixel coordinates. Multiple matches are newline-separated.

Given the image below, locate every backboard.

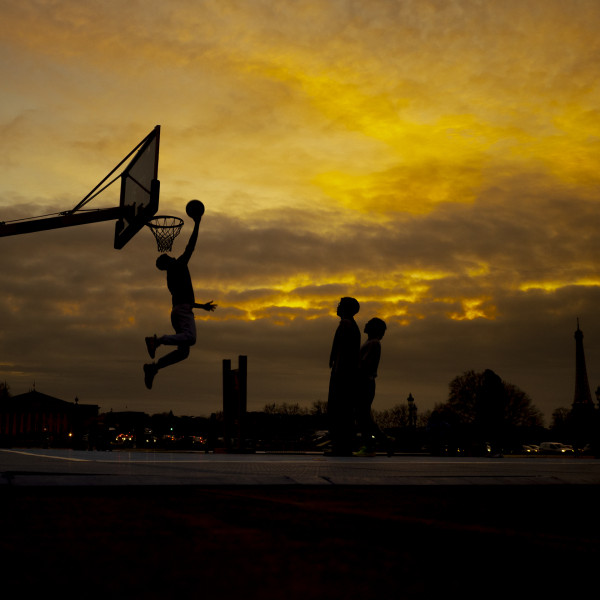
left=114, top=125, right=160, bottom=249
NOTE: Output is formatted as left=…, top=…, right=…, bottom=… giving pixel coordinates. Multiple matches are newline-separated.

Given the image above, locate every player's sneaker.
left=143, top=363, right=158, bottom=389
left=145, top=335, right=157, bottom=359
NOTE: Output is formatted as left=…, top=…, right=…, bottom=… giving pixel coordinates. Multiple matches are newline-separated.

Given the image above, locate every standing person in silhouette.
left=354, top=317, right=393, bottom=457
left=143, top=215, right=216, bottom=389
left=327, top=297, right=361, bottom=456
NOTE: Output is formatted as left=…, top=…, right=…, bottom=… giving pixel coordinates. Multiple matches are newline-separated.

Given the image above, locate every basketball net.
left=146, top=216, right=183, bottom=252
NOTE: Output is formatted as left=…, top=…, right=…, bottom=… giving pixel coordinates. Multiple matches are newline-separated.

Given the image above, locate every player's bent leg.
left=156, top=346, right=190, bottom=370
left=158, top=332, right=196, bottom=346
left=145, top=335, right=157, bottom=359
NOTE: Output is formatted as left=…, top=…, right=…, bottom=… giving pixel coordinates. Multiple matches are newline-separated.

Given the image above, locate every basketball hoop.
left=146, top=216, right=184, bottom=252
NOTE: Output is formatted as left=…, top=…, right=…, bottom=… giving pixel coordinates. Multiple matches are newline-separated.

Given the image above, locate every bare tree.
left=443, top=369, right=544, bottom=428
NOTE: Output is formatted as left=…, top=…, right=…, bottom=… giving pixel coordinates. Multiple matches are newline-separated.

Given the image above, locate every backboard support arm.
left=0, top=207, right=124, bottom=238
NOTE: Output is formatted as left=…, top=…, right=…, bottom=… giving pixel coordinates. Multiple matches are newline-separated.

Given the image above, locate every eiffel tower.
left=573, top=318, right=594, bottom=407
left=570, top=319, right=597, bottom=451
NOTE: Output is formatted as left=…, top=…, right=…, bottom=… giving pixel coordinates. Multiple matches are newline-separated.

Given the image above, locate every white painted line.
left=0, top=448, right=90, bottom=462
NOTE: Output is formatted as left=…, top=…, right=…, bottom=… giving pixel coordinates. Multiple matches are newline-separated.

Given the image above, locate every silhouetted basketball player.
left=327, top=297, right=361, bottom=455
left=143, top=215, right=216, bottom=389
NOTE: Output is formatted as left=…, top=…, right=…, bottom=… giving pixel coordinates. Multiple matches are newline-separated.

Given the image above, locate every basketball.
left=186, top=199, right=205, bottom=220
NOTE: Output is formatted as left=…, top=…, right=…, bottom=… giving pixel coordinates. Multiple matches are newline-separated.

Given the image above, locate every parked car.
left=538, top=442, right=574, bottom=455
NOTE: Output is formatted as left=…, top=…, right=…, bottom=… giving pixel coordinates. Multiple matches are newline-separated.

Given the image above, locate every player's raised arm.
left=179, top=216, right=201, bottom=264
left=179, top=200, right=204, bottom=264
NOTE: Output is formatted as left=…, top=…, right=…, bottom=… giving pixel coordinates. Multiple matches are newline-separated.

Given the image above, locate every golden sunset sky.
left=1, top=0, right=599, bottom=422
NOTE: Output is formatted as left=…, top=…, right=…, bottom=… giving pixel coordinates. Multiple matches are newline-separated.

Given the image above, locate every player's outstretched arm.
left=180, top=218, right=201, bottom=264
left=194, top=301, right=217, bottom=312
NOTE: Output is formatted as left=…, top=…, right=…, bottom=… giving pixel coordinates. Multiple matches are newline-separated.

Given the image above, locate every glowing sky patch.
left=519, top=279, right=600, bottom=293
left=448, top=298, right=497, bottom=321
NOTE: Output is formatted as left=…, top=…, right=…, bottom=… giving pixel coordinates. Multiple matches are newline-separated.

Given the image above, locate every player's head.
left=364, top=317, right=387, bottom=339
left=337, top=297, right=360, bottom=318
left=156, top=254, right=176, bottom=270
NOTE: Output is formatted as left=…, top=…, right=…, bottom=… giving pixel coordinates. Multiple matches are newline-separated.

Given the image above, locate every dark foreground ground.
left=1, top=484, right=598, bottom=599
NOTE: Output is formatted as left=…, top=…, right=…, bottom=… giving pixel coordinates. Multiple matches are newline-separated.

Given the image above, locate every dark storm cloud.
left=197, top=172, right=599, bottom=305
left=3, top=166, right=599, bottom=422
